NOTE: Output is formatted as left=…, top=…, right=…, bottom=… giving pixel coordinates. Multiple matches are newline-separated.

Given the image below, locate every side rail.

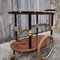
left=18, top=29, right=32, bottom=40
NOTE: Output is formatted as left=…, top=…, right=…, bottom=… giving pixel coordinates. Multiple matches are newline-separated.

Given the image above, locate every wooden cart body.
left=8, top=11, right=55, bottom=60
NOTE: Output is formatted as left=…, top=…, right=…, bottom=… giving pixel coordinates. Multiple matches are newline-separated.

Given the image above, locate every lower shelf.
left=11, top=35, right=49, bottom=53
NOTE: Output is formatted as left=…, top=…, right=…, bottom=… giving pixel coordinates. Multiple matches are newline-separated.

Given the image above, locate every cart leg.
left=10, top=50, right=15, bottom=60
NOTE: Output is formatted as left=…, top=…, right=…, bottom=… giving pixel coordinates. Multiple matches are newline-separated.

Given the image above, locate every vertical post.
left=36, top=14, right=38, bottom=36
left=15, top=14, right=17, bottom=41
left=28, top=14, right=32, bottom=49
left=51, top=14, right=53, bottom=35
left=49, top=15, right=51, bottom=30
left=36, top=14, right=38, bottom=47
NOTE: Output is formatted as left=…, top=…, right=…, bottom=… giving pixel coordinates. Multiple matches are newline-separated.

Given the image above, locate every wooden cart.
left=8, top=11, right=55, bottom=60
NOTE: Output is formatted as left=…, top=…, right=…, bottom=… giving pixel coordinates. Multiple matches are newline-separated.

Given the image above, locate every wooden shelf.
left=8, top=11, right=55, bottom=15
left=45, top=9, right=56, bottom=11
left=11, top=35, right=46, bottom=53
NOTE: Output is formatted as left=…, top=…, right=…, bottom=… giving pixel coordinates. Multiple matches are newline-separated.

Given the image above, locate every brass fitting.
left=29, top=30, right=32, bottom=36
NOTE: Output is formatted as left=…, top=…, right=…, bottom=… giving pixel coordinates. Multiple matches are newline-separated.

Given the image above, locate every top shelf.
left=45, top=9, right=56, bottom=11
left=8, top=11, right=55, bottom=15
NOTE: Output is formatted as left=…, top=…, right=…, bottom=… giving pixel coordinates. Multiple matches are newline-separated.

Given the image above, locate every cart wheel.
left=37, top=35, right=54, bottom=60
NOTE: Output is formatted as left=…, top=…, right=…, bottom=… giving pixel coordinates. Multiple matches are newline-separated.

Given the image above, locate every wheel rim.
left=37, top=35, right=54, bottom=60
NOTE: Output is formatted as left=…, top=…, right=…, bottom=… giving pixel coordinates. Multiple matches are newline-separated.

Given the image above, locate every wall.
left=0, top=0, right=50, bottom=43
left=50, top=0, right=60, bottom=32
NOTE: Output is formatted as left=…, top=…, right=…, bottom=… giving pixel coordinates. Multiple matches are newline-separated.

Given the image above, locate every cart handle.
left=18, top=29, right=32, bottom=39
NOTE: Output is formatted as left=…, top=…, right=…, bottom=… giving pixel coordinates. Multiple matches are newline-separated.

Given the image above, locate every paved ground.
left=48, top=32, right=60, bottom=60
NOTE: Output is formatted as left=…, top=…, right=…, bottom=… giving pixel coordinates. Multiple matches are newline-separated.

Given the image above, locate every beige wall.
left=50, top=1, right=60, bottom=32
